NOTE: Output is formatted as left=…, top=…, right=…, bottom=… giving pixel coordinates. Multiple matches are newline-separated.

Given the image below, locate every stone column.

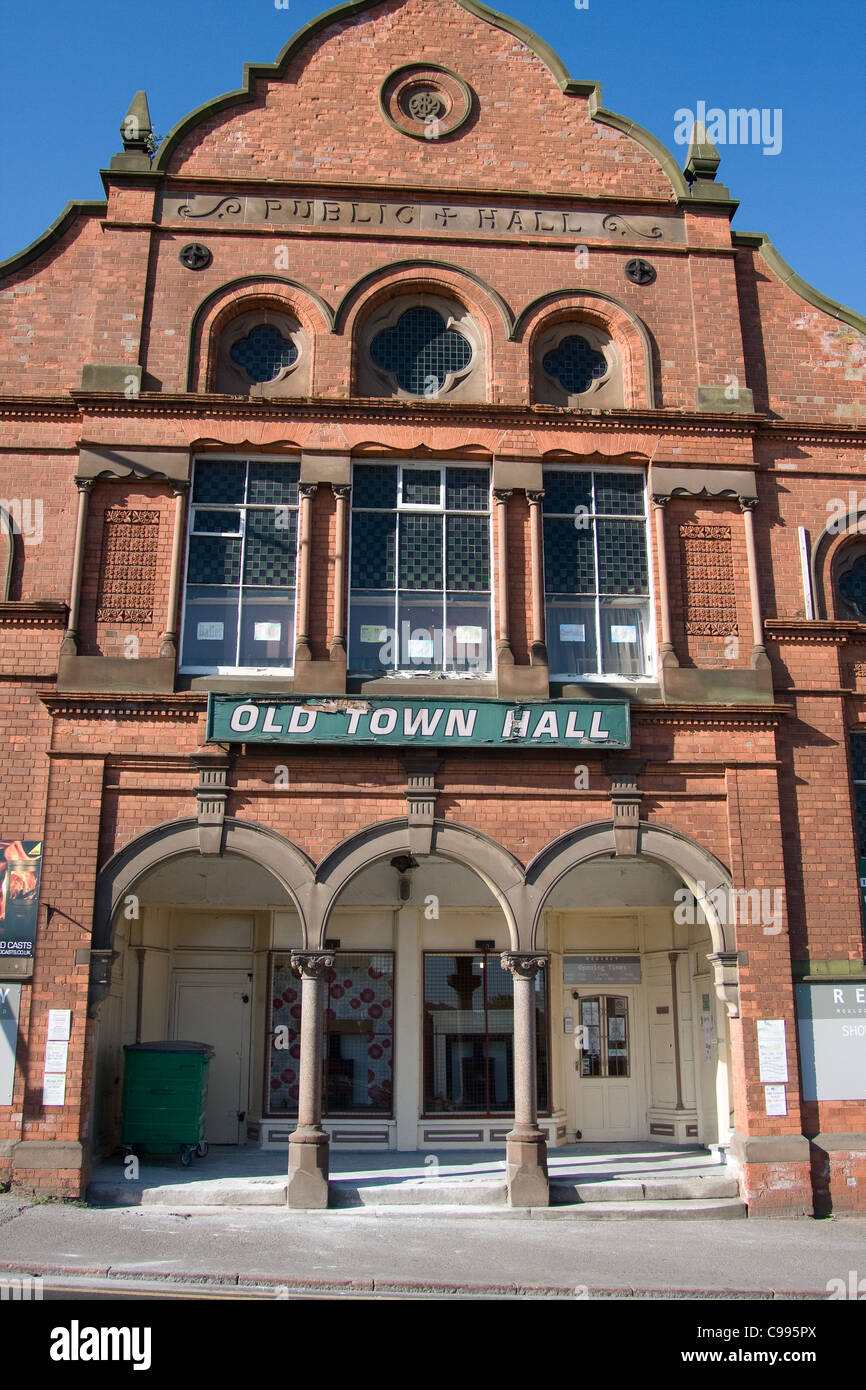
left=493, top=489, right=513, bottom=661
left=330, top=483, right=350, bottom=659
left=651, top=495, right=678, bottom=669
left=526, top=489, right=547, bottom=666
left=286, top=950, right=334, bottom=1209
left=294, top=483, right=317, bottom=664
left=59, top=478, right=94, bottom=655
left=740, top=497, right=768, bottom=668
left=159, top=481, right=189, bottom=658
left=501, top=952, right=549, bottom=1207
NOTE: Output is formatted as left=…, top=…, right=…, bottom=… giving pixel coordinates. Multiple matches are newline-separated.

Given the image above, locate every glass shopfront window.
left=423, top=953, right=549, bottom=1115
left=267, top=953, right=394, bottom=1117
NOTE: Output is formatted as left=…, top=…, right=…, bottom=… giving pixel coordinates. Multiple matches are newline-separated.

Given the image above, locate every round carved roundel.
left=379, top=64, right=473, bottom=140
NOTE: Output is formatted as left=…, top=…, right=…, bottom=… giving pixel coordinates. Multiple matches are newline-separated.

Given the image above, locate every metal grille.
left=399, top=514, right=443, bottom=589
left=543, top=517, right=595, bottom=592
left=187, top=534, right=241, bottom=585
left=243, top=510, right=297, bottom=586
left=370, top=306, right=472, bottom=395
left=229, top=323, right=298, bottom=383
left=353, top=464, right=398, bottom=510
left=192, top=459, right=245, bottom=505
left=446, top=514, right=490, bottom=590
left=598, top=520, right=649, bottom=595
left=542, top=335, right=607, bottom=394
left=351, top=511, right=396, bottom=589
left=446, top=467, right=489, bottom=512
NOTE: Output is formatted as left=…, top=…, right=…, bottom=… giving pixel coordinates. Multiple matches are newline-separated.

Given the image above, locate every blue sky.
left=1, top=0, right=863, bottom=315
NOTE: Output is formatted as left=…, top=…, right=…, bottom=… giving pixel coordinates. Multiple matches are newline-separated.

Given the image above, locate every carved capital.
left=299, top=482, right=319, bottom=500
left=739, top=496, right=758, bottom=512
left=708, top=951, right=740, bottom=1019
left=291, top=951, right=335, bottom=980
left=493, top=488, right=513, bottom=504
left=526, top=490, right=545, bottom=506
left=500, top=952, right=547, bottom=979
left=171, top=480, right=190, bottom=498
left=74, top=477, right=95, bottom=494
left=332, top=484, right=351, bottom=501
left=651, top=493, right=668, bottom=509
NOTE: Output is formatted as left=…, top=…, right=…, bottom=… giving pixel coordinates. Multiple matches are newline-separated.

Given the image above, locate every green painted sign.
left=206, top=695, right=630, bottom=749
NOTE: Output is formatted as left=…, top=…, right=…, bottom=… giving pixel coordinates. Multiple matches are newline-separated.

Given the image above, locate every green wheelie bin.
left=122, top=1041, right=215, bottom=1166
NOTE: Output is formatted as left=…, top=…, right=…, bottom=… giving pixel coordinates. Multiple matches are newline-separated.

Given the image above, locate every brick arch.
left=812, top=513, right=866, bottom=620
left=335, top=261, right=515, bottom=343
left=514, top=291, right=654, bottom=408
left=186, top=276, right=335, bottom=391
left=524, top=818, right=735, bottom=955
left=311, top=817, right=525, bottom=948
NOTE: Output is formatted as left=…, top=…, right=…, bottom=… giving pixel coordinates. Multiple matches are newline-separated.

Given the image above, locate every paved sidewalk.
left=1, top=1194, right=863, bottom=1298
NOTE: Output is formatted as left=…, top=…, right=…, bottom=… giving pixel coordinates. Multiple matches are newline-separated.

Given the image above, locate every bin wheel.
left=196, top=1141, right=208, bottom=1158
left=180, top=1146, right=195, bottom=1167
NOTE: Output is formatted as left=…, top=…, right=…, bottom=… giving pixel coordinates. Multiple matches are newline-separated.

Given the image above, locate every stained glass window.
left=542, top=335, right=608, bottom=395
left=349, top=462, right=491, bottom=675
left=370, top=307, right=472, bottom=395
left=181, top=458, right=300, bottom=672
left=229, top=324, right=298, bottom=383
left=542, top=469, right=652, bottom=679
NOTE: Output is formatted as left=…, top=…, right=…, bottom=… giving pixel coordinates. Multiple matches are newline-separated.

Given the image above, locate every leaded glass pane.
left=838, top=556, right=866, bottom=620
left=594, top=471, right=644, bottom=516
left=402, top=469, right=441, bottom=507
left=243, top=510, right=297, bottom=586
left=856, top=786, right=866, bottom=856
left=187, top=534, right=241, bottom=585
left=597, top=520, right=648, bottom=595
left=446, top=514, right=490, bottom=591
left=852, top=734, right=866, bottom=783
left=543, top=517, right=595, bottom=592
left=351, top=512, right=396, bottom=589
left=247, top=461, right=300, bottom=506
left=399, top=513, right=443, bottom=590
left=542, top=471, right=593, bottom=516
left=446, top=467, right=489, bottom=512
left=192, top=509, right=241, bottom=534
left=192, top=460, right=245, bottom=506
left=370, top=306, right=472, bottom=395
left=229, top=323, right=298, bottom=383
left=542, top=335, right=607, bottom=394
left=353, top=465, right=398, bottom=510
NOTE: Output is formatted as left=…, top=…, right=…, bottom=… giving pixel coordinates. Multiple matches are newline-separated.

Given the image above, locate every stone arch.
left=336, top=260, right=515, bottom=340
left=186, top=276, right=335, bottom=391
left=310, top=817, right=525, bottom=948
left=524, top=818, right=735, bottom=954
left=514, top=290, right=655, bottom=408
left=93, top=815, right=317, bottom=953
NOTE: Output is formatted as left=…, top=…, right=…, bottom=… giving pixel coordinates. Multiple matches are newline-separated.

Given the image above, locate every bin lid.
left=123, top=1040, right=215, bottom=1057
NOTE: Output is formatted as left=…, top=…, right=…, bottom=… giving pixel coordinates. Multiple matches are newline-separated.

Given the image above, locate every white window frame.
left=542, top=464, right=656, bottom=683
left=179, top=455, right=300, bottom=676
left=348, top=459, right=494, bottom=678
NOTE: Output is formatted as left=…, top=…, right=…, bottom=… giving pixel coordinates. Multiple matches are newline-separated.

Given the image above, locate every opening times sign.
left=207, top=696, right=630, bottom=749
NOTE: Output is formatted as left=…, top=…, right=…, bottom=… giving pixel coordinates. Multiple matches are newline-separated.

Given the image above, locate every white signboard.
left=42, top=1073, right=66, bottom=1106
left=797, top=982, right=866, bottom=1100
left=757, top=1018, right=788, bottom=1083
left=197, top=621, right=224, bottom=641
left=44, top=1040, right=69, bottom=1072
left=0, top=984, right=22, bottom=1106
left=253, top=622, right=281, bottom=642
left=47, top=1009, right=71, bottom=1042
left=610, top=625, right=637, bottom=644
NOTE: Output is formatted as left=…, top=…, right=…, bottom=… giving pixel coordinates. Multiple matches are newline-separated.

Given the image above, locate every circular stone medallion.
left=379, top=63, right=473, bottom=140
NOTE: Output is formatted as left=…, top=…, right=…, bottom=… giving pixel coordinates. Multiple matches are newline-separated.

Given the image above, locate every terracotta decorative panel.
left=95, top=508, right=160, bottom=624
left=678, top=523, right=738, bottom=636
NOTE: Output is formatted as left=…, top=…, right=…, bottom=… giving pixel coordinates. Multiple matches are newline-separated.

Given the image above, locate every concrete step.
left=88, top=1179, right=288, bottom=1207
left=550, top=1174, right=739, bottom=1204
left=331, top=1179, right=507, bottom=1207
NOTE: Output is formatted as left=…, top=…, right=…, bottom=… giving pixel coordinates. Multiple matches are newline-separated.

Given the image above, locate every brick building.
left=1, top=0, right=864, bottom=1215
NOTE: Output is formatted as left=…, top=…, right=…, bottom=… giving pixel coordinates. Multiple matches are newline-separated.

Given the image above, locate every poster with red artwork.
left=0, top=839, right=43, bottom=957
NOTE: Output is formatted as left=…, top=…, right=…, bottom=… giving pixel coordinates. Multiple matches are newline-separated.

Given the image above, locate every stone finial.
left=684, top=120, right=721, bottom=184
left=111, top=92, right=154, bottom=171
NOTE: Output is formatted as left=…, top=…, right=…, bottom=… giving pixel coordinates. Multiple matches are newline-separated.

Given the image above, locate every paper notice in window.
left=560, top=624, right=585, bottom=642
left=455, top=626, right=482, bottom=645
left=407, top=638, right=434, bottom=660
left=360, top=625, right=388, bottom=644
left=42, top=1074, right=66, bottom=1106
left=610, top=625, right=637, bottom=644
left=197, top=622, right=224, bottom=641
left=253, top=622, right=281, bottom=642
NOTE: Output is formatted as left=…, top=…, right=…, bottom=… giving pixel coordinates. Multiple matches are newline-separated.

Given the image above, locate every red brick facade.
left=1, top=0, right=864, bottom=1214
